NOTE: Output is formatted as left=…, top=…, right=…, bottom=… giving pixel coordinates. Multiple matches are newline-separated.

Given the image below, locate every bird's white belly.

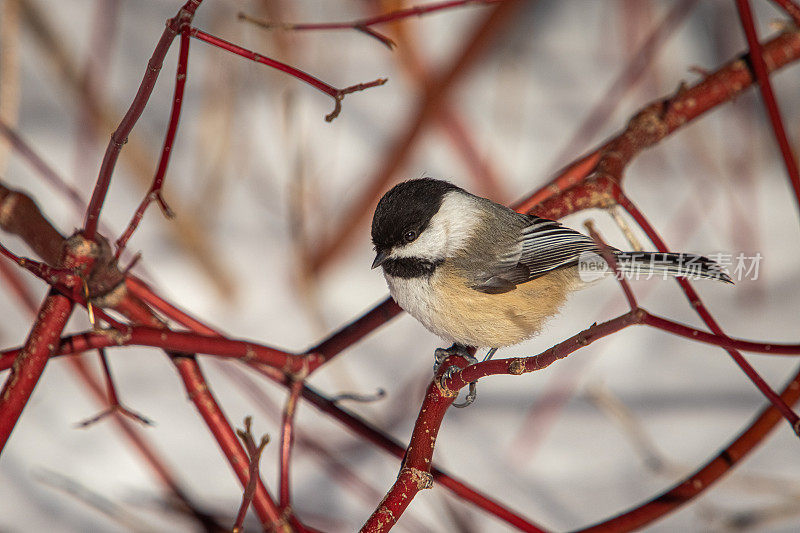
left=384, top=272, right=456, bottom=343
left=384, top=265, right=576, bottom=348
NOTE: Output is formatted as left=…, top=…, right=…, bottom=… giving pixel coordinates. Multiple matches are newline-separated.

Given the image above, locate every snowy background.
left=1, top=0, right=800, bottom=531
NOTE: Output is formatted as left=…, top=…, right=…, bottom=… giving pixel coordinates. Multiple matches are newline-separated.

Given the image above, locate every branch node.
left=507, top=358, right=525, bottom=375
left=154, top=191, right=175, bottom=219
left=400, top=467, right=434, bottom=491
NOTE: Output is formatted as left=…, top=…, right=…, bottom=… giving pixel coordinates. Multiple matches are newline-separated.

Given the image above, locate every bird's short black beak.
left=372, top=249, right=389, bottom=269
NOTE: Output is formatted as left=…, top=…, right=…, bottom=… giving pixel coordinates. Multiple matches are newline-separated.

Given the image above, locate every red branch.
left=188, top=27, right=386, bottom=122
left=279, top=381, right=303, bottom=510
left=515, top=28, right=800, bottom=219
left=771, top=0, right=800, bottom=25
left=368, top=296, right=800, bottom=528
left=83, top=0, right=202, bottom=240
left=232, top=416, right=271, bottom=533
left=240, top=0, right=501, bottom=50
left=305, top=298, right=402, bottom=371
left=735, top=0, right=800, bottom=215
left=0, top=291, right=73, bottom=453
left=123, top=279, right=542, bottom=529
left=2, top=324, right=311, bottom=374
left=361, top=351, right=547, bottom=532
left=0, top=230, right=104, bottom=453
left=67, top=356, right=218, bottom=527
left=115, top=28, right=191, bottom=258
left=111, top=279, right=284, bottom=530
left=6, top=306, right=800, bottom=375
left=174, top=356, right=283, bottom=527
left=75, top=348, right=153, bottom=427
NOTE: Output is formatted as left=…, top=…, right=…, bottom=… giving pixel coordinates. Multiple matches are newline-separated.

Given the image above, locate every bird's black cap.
left=371, top=178, right=459, bottom=252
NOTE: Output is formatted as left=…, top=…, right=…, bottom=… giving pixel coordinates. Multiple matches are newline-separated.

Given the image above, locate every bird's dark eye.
left=404, top=229, right=418, bottom=243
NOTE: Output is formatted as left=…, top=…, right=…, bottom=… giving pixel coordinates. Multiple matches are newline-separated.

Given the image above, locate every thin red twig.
left=73, top=0, right=120, bottom=190
left=304, top=298, right=402, bottom=371
left=75, top=348, right=153, bottom=427
left=83, top=0, right=202, bottom=240
left=279, top=380, right=303, bottom=510
left=735, top=0, right=800, bottom=216
left=68, top=354, right=221, bottom=527
left=233, top=416, right=270, bottom=533
left=240, top=0, right=501, bottom=50
left=115, top=27, right=191, bottom=258
left=0, top=242, right=79, bottom=290
left=188, top=27, right=386, bottom=122
left=125, top=275, right=220, bottom=335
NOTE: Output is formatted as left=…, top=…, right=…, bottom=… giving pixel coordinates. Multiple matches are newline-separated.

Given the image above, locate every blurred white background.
left=1, top=0, right=800, bottom=531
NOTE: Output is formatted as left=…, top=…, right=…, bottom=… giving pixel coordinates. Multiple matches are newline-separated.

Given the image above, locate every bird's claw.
left=433, top=344, right=479, bottom=408
left=452, top=382, right=477, bottom=408
left=433, top=343, right=476, bottom=373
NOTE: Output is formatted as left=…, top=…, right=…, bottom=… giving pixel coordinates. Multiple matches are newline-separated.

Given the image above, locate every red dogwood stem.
left=0, top=291, right=73, bottom=453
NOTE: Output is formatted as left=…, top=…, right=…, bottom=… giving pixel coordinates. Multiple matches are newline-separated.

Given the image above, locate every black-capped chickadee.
left=371, top=178, right=731, bottom=362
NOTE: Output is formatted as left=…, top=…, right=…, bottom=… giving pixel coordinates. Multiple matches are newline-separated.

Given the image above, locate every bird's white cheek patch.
left=389, top=191, right=481, bottom=261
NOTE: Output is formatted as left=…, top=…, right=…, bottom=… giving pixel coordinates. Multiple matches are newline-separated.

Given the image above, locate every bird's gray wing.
left=471, top=215, right=603, bottom=294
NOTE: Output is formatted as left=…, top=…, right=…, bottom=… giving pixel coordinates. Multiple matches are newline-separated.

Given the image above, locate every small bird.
left=371, top=178, right=731, bottom=367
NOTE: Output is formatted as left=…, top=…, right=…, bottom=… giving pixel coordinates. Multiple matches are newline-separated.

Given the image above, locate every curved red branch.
left=576, top=363, right=800, bottom=532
